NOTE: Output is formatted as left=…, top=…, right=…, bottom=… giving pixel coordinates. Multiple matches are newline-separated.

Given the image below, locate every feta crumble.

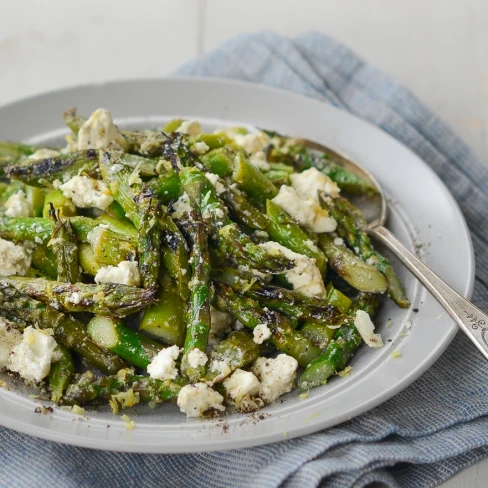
left=290, top=167, right=340, bottom=201
left=192, top=141, right=209, bottom=155
left=77, top=108, right=125, bottom=150
left=232, top=131, right=269, bottom=155
left=0, top=318, right=22, bottom=368
left=209, top=306, right=232, bottom=345
left=334, top=237, right=344, bottom=246
left=272, top=185, right=337, bottom=233
left=252, top=354, right=298, bottom=404
left=175, top=120, right=202, bottom=135
left=177, top=383, right=225, bottom=417
left=188, top=348, right=208, bottom=368
left=249, top=151, right=270, bottom=171
left=59, top=176, right=114, bottom=210
left=171, top=192, right=191, bottom=219
left=147, top=345, right=180, bottom=380
left=354, top=310, right=384, bottom=349
left=4, top=190, right=34, bottom=218
left=253, top=323, right=272, bottom=344
left=259, top=241, right=326, bottom=298
left=94, top=261, right=141, bottom=286
left=68, top=292, right=81, bottom=305
left=27, top=148, right=61, bottom=160
left=205, top=173, right=225, bottom=194
left=8, top=326, right=58, bottom=383
left=0, top=238, right=32, bottom=277
left=223, top=369, right=261, bottom=407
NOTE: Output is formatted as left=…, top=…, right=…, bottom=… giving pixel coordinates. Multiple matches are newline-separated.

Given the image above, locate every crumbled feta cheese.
left=68, top=292, right=81, bottom=305
left=254, top=230, right=269, bottom=239
left=177, top=383, right=225, bottom=417
left=4, top=190, right=34, bottom=218
left=233, top=320, right=245, bottom=331
left=59, top=176, right=114, bottom=210
left=290, top=167, right=340, bottom=202
left=34, top=236, right=44, bottom=245
left=272, top=185, right=337, bottom=233
left=232, top=131, right=269, bottom=155
left=405, top=320, right=412, bottom=329
left=192, top=141, right=209, bottom=155
left=209, top=306, right=232, bottom=345
left=252, top=354, right=298, bottom=404
left=207, top=358, right=232, bottom=383
left=249, top=151, right=270, bottom=171
left=223, top=369, right=261, bottom=406
left=0, top=318, right=22, bottom=368
left=8, top=326, right=58, bottom=383
left=147, top=345, right=180, bottom=380
left=366, top=257, right=377, bottom=266
left=171, top=192, right=191, bottom=219
left=205, top=173, right=225, bottom=194
left=52, top=179, right=62, bottom=189
left=354, top=310, right=384, bottom=348
left=0, top=238, right=32, bottom=277
left=127, top=164, right=142, bottom=187
left=94, top=261, right=141, bottom=286
left=188, top=348, right=208, bottom=368
left=304, top=239, right=319, bottom=253
left=236, top=264, right=271, bottom=282
left=175, top=120, right=202, bottom=135
left=253, top=323, right=272, bottom=344
left=259, top=241, right=326, bottom=298
left=77, top=108, right=125, bottom=150
left=28, top=148, right=60, bottom=160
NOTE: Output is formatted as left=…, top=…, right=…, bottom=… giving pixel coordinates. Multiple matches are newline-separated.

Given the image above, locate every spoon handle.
left=370, top=225, right=488, bottom=359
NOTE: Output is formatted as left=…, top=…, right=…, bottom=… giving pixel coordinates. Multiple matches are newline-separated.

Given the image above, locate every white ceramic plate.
left=0, top=78, right=474, bottom=453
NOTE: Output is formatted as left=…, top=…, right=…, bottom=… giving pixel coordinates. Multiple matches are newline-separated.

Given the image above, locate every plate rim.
left=0, top=77, right=475, bottom=453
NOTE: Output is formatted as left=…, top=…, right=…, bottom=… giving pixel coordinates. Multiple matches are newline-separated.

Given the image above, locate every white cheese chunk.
left=176, top=120, right=202, bottom=135
left=4, top=190, right=34, bottom=217
left=147, top=345, right=180, bottom=380
left=27, top=148, right=61, bottom=160
left=177, top=383, right=225, bottom=417
left=0, top=238, right=32, bottom=277
left=249, top=151, right=270, bottom=171
left=223, top=369, right=261, bottom=405
left=253, top=323, right=272, bottom=344
left=0, top=318, right=22, bottom=368
left=188, top=348, right=208, bottom=368
left=259, top=241, right=326, bottom=298
left=209, top=306, right=232, bottom=345
left=252, top=354, right=298, bottom=404
left=207, top=358, right=232, bottom=384
left=232, top=131, right=269, bottom=155
left=77, top=108, right=125, bottom=150
left=354, top=310, right=384, bottom=348
left=94, top=261, right=141, bottom=286
left=272, top=185, right=337, bottom=233
left=171, top=192, right=191, bottom=219
left=290, top=167, right=340, bottom=202
left=205, top=173, right=225, bottom=194
left=59, top=176, right=114, bottom=210
left=192, top=141, right=209, bottom=155
left=8, top=326, right=58, bottom=383
left=334, top=237, right=344, bottom=246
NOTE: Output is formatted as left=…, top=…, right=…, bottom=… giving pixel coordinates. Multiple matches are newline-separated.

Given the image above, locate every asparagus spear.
left=298, top=293, right=380, bottom=390
left=214, top=283, right=320, bottom=367
left=4, top=277, right=155, bottom=317
left=0, top=282, right=127, bottom=374
left=87, top=316, right=162, bottom=369
left=62, top=371, right=187, bottom=406
left=48, top=344, right=75, bottom=403
left=5, top=150, right=99, bottom=188
left=179, top=169, right=212, bottom=382
left=42, top=189, right=77, bottom=218
left=320, top=195, right=409, bottom=307
left=48, top=205, right=80, bottom=283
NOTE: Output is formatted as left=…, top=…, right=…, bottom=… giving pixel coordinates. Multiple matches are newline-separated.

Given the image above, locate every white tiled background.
left=1, top=0, right=487, bottom=485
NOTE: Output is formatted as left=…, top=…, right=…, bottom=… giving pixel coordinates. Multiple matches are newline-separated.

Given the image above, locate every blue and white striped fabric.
left=2, top=32, right=488, bottom=488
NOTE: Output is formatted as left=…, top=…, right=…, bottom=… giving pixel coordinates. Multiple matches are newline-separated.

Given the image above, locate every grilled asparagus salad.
left=0, top=109, right=409, bottom=418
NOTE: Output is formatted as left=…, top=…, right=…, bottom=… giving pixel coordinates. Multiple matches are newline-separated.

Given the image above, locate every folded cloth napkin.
left=2, top=32, right=488, bottom=488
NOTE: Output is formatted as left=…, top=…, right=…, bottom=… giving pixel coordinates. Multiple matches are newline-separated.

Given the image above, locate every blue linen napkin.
left=2, top=32, right=488, bottom=488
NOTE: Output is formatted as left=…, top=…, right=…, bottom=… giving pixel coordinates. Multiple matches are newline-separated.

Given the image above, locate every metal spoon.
left=299, top=138, right=488, bottom=359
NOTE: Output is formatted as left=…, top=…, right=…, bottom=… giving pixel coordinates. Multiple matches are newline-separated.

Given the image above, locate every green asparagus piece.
left=140, top=274, right=186, bottom=346
left=266, top=200, right=327, bottom=273
left=5, top=276, right=155, bottom=317
left=62, top=107, right=86, bottom=134
left=78, top=243, right=103, bottom=276
left=42, top=189, right=77, bottom=218
left=146, top=169, right=182, bottom=204
left=214, top=283, right=320, bottom=367
left=48, top=344, right=75, bottom=403
left=5, top=150, right=98, bottom=188
left=199, top=147, right=236, bottom=176
left=31, top=245, right=57, bottom=279
left=325, top=284, right=353, bottom=313
left=300, top=322, right=336, bottom=350
left=48, top=205, right=80, bottom=283
left=0, top=282, right=127, bottom=374
left=0, top=141, right=44, bottom=162
left=87, top=316, right=162, bottom=369
left=180, top=169, right=212, bottom=382
left=62, top=371, right=186, bottom=406
left=298, top=293, right=379, bottom=390
left=95, top=213, right=137, bottom=239
left=320, top=195, right=409, bottom=307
